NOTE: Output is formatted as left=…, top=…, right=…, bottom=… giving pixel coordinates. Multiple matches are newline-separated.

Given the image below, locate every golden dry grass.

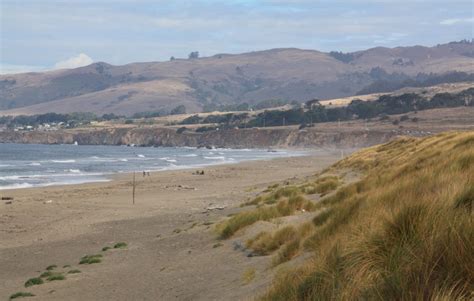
left=260, top=131, right=474, bottom=300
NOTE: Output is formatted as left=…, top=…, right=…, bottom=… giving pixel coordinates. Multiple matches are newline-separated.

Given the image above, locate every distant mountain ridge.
left=1, top=40, right=473, bottom=116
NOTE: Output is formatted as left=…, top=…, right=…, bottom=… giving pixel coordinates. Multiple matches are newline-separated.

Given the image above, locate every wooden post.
left=132, top=171, right=136, bottom=205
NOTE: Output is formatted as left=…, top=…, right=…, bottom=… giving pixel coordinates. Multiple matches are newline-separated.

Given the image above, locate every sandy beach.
left=0, top=150, right=342, bottom=301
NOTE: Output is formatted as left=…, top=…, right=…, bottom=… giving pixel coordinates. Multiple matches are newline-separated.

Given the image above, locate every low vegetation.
left=218, top=190, right=316, bottom=239
left=218, top=131, right=473, bottom=300
left=79, top=254, right=103, bottom=265
left=67, top=269, right=81, bottom=274
left=9, top=292, right=35, bottom=300
left=259, top=131, right=474, bottom=300
left=47, top=273, right=65, bottom=282
left=24, top=277, right=43, bottom=287
left=113, top=242, right=128, bottom=249
left=242, top=268, right=256, bottom=284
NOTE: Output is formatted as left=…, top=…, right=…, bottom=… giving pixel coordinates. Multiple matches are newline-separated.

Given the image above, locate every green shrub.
left=24, top=277, right=43, bottom=287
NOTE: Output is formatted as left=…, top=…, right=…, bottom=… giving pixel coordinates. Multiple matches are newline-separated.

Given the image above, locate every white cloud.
left=53, top=53, right=93, bottom=69
left=440, top=17, right=474, bottom=25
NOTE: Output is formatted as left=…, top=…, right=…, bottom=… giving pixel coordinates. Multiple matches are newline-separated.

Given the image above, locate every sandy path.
left=0, top=151, right=341, bottom=300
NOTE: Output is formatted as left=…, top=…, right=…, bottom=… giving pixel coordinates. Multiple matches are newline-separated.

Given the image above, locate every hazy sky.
left=1, top=0, right=473, bottom=74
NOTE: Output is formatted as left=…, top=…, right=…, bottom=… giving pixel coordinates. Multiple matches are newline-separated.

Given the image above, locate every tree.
left=170, top=105, right=186, bottom=115
left=170, top=56, right=176, bottom=61
left=188, top=51, right=199, bottom=59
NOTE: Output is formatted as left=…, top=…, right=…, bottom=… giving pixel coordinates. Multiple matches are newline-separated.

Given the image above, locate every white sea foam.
left=137, top=154, right=145, bottom=158
left=204, top=156, right=226, bottom=160
left=52, top=159, right=76, bottom=163
left=28, top=162, right=41, bottom=166
left=0, top=183, right=34, bottom=190
left=166, top=159, right=177, bottom=163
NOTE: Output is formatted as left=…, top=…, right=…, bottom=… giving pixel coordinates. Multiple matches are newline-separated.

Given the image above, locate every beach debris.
left=43, top=200, right=53, bottom=204
left=203, top=204, right=227, bottom=212
left=164, top=184, right=196, bottom=191
left=193, top=170, right=205, bottom=175
left=2, top=196, right=14, bottom=201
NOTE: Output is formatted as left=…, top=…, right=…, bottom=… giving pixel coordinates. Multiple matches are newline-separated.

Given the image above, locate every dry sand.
left=0, top=150, right=343, bottom=301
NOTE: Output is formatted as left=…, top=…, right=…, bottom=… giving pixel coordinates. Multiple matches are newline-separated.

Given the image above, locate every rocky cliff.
left=0, top=127, right=402, bottom=149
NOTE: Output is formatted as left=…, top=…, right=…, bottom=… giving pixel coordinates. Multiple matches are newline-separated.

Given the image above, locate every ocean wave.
left=51, top=159, right=76, bottom=163
left=68, top=169, right=81, bottom=173
left=166, top=159, right=177, bottom=163
left=28, top=162, right=42, bottom=166
left=0, top=183, right=34, bottom=190
left=180, top=154, right=198, bottom=157
left=203, top=156, right=226, bottom=160
left=137, top=154, right=146, bottom=158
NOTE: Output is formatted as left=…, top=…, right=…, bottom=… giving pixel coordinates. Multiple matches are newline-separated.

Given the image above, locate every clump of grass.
left=9, top=292, right=35, bottom=300
left=113, top=242, right=127, bottom=249
left=63, top=265, right=71, bottom=268
left=67, top=269, right=81, bottom=274
left=312, top=209, right=333, bottom=226
left=218, top=194, right=315, bottom=239
left=45, top=265, right=57, bottom=271
left=40, top=271, right=53, bottom=278
left=272, top=238, right=301, bottom=266
left=247, top=226, right=296, bottom=256
left=302, top=176, right=341, bottom=196
left=47, top=274, right=65, bottom=281
left=241, top=186, right=302, bottom=207
left=212, top=243, right=223, bottom=248
left=24, top=277, right=43, bottom=287
left=79, top=254, right=102, bottom=265
left=454, top=184, right=473, bottom=210
left=242, top=268, right=256, bottom=284
left=102, top=246, right=111, bottom=252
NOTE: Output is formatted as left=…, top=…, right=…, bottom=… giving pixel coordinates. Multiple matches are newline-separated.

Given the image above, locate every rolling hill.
left=1, top=40, right=473, bottom=116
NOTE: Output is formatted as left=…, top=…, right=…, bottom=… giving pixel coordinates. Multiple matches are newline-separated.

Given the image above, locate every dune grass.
left=260, top=131, right=474, bottom=300
left=218, top=193, right=316, bottom=239
left=242, top=268, right=256, bottom=284
left=79, top=254, right=103, bottom=265
left=9, top=292, right=35, bottom=300
left=113, top=242, right=127, bottom=249
left=67, top=269, right=81, bottom=274
left=24, top=277, right=43, bottom=287
left=47, top=273, right=65, bottom=281
left=301, top=176, right=341, bottom=196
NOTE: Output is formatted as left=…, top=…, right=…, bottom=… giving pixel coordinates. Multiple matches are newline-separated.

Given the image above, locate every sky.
left=0, top=0, right=473, bottom=74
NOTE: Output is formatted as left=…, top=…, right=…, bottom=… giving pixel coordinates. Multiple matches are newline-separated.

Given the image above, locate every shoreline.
left=0, top=151, right=343, bottom=300
left=0, top=146, right=318, bottom=191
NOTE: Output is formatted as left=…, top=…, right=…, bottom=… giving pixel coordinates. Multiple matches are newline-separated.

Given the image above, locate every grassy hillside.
left=1, top=41, right=473, bottom=116
left=218, top=131, right=474, bottom=300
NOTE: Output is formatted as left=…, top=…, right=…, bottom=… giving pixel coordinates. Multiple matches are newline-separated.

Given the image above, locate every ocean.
left=0, top=143, right=305, bottom=190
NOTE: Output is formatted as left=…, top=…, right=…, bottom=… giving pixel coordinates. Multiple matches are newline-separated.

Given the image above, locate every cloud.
left=54, top=53, right=93, bottom=69
left=440, top=17, right=474, bottom=25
